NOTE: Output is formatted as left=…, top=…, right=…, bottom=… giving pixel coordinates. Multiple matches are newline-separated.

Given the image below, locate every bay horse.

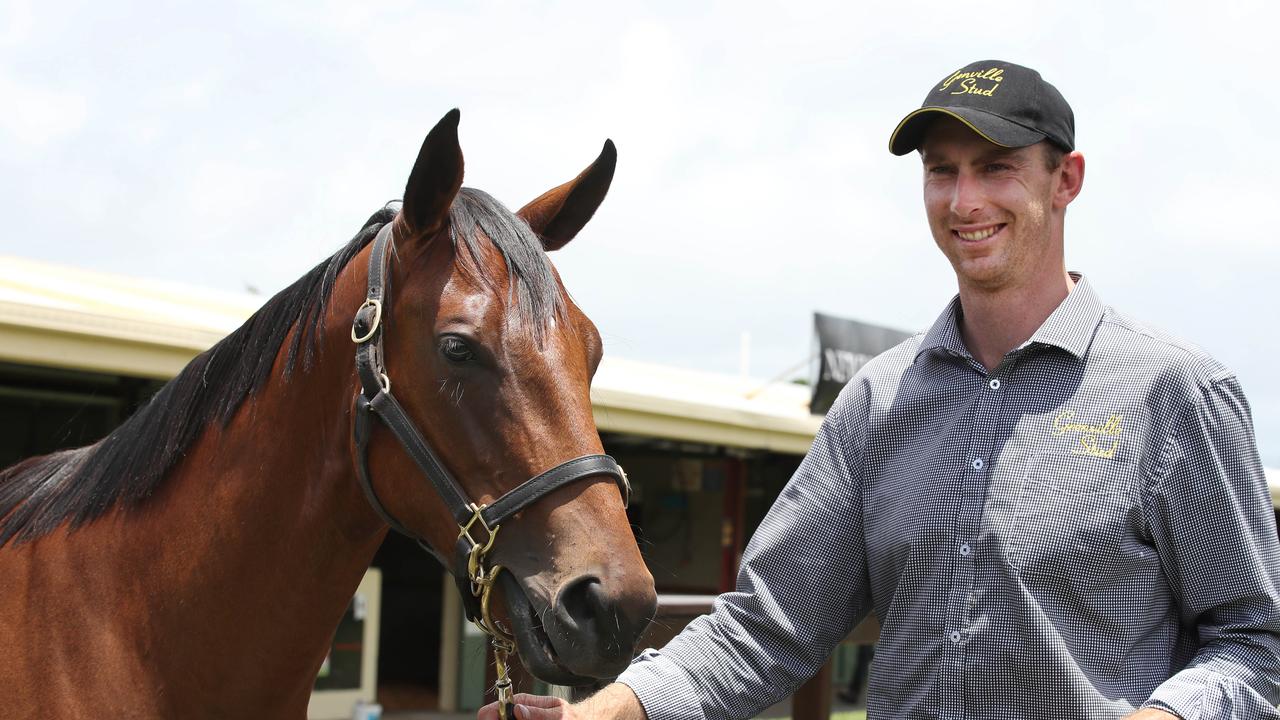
left=0, top=110, right=656, bottom=719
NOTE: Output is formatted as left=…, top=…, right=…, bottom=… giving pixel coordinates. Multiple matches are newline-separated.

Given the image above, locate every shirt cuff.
left=617, top=648, right=703, bottom=720
left=1142, top=668, right=1280, bottom=719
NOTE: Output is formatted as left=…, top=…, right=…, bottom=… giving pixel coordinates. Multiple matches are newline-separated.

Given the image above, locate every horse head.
left=350, top=110, right=656, bottom=684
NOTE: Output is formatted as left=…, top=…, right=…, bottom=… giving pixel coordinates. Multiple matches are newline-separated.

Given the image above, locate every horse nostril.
left=555, top=575, right=606, bottom=635
left=545, top=573, right=657, bottom=676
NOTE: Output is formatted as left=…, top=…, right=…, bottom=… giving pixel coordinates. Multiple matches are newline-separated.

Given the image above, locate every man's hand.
left=477, top=693, right=569, bottom=720
left=1122, top=709, right=1180, bottom=719
left=477, top=684, right=647, bottom=720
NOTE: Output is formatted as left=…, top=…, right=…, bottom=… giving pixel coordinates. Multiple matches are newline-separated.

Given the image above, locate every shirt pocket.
left=1005, top=452, right=1138, bottom=585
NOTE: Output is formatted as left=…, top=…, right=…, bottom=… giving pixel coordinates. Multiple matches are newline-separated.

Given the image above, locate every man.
left=482, top=60, right=1280, bottom=719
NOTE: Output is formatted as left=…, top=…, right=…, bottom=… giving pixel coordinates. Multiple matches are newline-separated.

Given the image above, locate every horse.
left=0, top=110, right=657, bottom=719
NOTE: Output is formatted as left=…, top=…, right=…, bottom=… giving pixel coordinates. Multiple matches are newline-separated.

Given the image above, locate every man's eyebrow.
left=920, top=146, right=1029, bottom=165
left=920, top=150, right=952, bottom=165
left=973, top=147, right=1028, bottom=164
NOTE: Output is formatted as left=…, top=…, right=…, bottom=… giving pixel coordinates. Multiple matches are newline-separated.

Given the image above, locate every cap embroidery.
left=939, top=67, right=1004, bottom=97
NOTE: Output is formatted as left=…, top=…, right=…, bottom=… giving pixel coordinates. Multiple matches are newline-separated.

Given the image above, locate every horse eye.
left=439, top=336, right=476, bottom=364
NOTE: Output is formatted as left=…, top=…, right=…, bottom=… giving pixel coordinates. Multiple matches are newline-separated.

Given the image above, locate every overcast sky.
left=2, top=0, right=1277, bottom=465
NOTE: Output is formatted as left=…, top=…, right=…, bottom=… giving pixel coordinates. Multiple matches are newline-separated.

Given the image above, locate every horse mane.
left=0, top=189, right=561, bottom=547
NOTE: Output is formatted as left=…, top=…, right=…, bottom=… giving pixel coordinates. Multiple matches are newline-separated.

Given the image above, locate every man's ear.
left=402, top=109, right=465, bottom=236
left=517, top=140, right=616, bottom=251
left=1054, top=150, right=1085, bottom=210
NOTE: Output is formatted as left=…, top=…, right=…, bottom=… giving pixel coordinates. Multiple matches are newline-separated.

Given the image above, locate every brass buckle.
left=350, top=298, right=383, bottom=343
left=478, top=562, right=515, bottom=644
left=458, top=504, right=500, bottom=586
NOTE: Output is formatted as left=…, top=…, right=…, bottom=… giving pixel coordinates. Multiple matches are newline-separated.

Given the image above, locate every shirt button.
left=971, top=458, right=984, bottom=471
left=988, top=378, right=1001, bottom=390
left=949, top=631, right=962, bottom=644
left=959, top=543, right=971, bottom=556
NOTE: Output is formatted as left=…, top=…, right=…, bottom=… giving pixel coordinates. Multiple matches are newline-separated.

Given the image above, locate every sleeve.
left=1140, top=375, right=1280, bottom=719
left=617, top=384, right=873, bottom=720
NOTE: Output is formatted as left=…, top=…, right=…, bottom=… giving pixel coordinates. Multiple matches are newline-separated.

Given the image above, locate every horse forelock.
left=446, top=187, right=566, bottom=336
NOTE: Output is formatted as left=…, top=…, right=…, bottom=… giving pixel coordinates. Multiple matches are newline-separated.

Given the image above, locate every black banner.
left=810, top=312, right=911, bottom=415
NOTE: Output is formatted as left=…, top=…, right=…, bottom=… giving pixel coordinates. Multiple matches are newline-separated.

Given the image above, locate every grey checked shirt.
left=619, top=276, right=1280, bottom=719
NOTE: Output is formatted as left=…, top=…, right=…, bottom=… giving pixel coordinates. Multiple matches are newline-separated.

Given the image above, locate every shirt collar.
left=915, top=295, right=967, bottom=362
left=1026, top=273, right=1105, bottom=359
left=915, top=273, right=1106, bottom=363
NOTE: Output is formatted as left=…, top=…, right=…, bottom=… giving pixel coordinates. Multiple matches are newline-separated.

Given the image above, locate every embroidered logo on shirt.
left=1052, top=410, right=1123, bottom=458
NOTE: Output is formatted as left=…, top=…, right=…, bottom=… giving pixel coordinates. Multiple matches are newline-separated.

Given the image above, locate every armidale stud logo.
left=1052, top=410, right=1124, bottom=459
left=938, top=67, right=1004, bottom=97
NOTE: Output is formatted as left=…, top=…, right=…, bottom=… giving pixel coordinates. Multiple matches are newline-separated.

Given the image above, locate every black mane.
left=0, top=189, right=560, bottom=547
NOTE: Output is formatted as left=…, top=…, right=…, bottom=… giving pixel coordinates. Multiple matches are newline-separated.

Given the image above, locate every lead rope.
left=459, top=503, right=517, bottom=720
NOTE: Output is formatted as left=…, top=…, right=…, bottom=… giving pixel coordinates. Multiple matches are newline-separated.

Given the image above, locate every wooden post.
left=791, top=658, right=833, bottom=720
left=437, top=572, right=461, bottom=711
left=719, top=458, right=747, bottom=593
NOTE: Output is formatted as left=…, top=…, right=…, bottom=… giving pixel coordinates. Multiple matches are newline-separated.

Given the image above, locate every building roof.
left=0, top=255, right=822, bottom=455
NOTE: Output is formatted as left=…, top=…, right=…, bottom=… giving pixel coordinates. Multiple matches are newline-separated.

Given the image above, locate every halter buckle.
left=618, top=465, right=631, bottom=509
left=351, top=298, right=383, bottom=343
left=459, top=503, right=501, bottom=584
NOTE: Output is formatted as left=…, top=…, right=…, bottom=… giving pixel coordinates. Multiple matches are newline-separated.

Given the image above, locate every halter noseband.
left=349, top=221, right=630, bottom=717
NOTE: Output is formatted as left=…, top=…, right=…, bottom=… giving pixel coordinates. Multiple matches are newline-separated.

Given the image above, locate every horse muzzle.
left=499, top=570, right=656, bottom=685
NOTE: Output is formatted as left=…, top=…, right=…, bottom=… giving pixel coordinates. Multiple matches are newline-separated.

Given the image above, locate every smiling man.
left=481, top=60, right=1280, bottom=720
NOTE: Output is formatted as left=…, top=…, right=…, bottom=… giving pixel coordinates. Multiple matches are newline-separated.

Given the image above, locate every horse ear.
left=402, top=109, right=464, bottom=236
left=517, top=139, right=616, bottom=251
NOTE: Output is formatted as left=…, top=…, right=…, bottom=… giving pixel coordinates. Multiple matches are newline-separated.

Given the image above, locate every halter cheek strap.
left=348, top=222, right=630, bottom=719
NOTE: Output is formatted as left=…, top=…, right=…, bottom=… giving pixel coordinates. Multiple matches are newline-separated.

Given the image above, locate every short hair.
left=1042, top=142, right=1067, bottom=171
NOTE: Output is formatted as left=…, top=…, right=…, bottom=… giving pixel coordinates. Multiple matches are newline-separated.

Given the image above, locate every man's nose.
left=950, top=171, right=984, bottom=218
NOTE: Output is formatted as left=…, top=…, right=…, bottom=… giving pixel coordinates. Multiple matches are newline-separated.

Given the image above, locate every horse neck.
left=109, top=256, right=388, bottom=706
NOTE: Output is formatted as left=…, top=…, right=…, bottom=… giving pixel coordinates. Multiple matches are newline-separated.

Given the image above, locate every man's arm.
left=612, top=392, right=873, bottom=720
left=1139, top=375, right=1280, bottom=719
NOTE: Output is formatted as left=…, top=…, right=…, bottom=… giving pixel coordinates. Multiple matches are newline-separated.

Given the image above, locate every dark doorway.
left=371, top=531, right=446, bottom=711
left=0, top=362, right=161, bottom=468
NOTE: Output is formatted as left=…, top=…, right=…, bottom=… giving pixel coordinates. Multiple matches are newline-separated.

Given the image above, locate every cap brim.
left=888, top=107, right=1047, bottom=156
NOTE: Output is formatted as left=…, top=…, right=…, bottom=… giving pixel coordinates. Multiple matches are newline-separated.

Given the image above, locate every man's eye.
left=439, top=337, right=475, bottom=364
left=985, top=163, right=1011, bottom=172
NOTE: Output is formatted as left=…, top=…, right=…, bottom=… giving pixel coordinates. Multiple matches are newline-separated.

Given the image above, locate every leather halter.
left=351, top=221, right=630, bottom=612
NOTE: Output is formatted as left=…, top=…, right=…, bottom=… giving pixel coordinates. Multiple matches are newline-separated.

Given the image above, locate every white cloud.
left=0, top=72, right=88, bottom=148
left=1154, top=178, right=1280, bottom=253
left=0, top=0, right=33, bottom=49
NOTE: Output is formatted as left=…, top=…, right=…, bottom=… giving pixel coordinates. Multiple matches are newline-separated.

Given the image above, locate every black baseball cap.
left=888, top=60, right=1074, bottom=156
